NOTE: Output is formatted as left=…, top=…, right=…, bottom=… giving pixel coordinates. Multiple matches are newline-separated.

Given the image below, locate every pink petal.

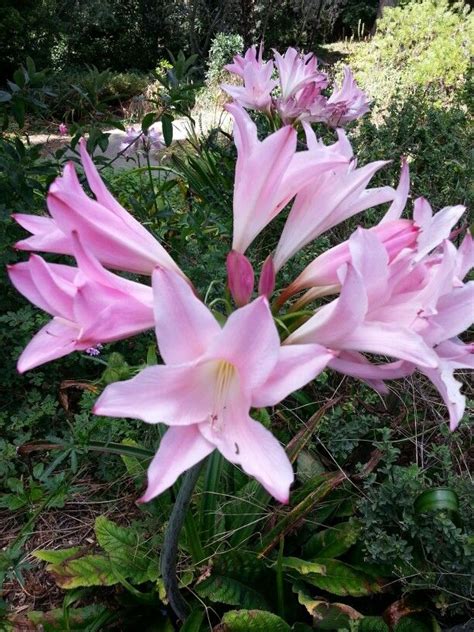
left=349, top=227, right=389, bottom=304
left=414, top=200, right=465, bottom=262
left=420, top=363, right=466, bottom=431
left=17, top=318, right=79, bottom=373
left=13, top=214, right=72, bottom=254
left=343, top=322, right=438, bottom=368
left=428, top=282, right=474, bottom=343
left=199, top=399, right=293, bottom=503
left=252, top=344, right=334, bottom=407
left=140, top=426, right=214, bottom=502
left=152, top=267, right=220, bottom=364
left=381, top=158, right=409, bottom=223
left=93, top=363, right=216, bottom=426
left=214, top=297, right=279, bottom=390
left=286, top=264, right=367, bottom=346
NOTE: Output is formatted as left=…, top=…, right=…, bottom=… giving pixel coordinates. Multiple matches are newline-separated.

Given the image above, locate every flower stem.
left=160, top=461, right=204, bottom=621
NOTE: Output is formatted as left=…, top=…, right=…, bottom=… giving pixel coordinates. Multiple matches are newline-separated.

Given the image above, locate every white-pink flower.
left=8, top=233, right=154, bottom=372
left=94, top=267, right=334, bottom=502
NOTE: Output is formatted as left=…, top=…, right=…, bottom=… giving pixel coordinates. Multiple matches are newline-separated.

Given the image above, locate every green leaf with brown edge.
left=218, top=609, right=291, bottom=631
left=302, top=520, right=362, bottom=559
left=43, top=553, right=117, bottom=589
left=26, top=604, right=113, bottom=630
left=294, top=559, right=383, bottom=597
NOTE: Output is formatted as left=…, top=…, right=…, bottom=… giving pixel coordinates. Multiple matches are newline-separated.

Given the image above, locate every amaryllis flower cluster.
left=119, top=124, right=164, bottom=157
left=222, top=45, right=369, bottom=127
left=9, top=107, right=472, bottom=505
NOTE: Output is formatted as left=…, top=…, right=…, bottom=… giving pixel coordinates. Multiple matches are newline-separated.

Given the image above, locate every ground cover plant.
left=0, top=2, right=473, bottom=630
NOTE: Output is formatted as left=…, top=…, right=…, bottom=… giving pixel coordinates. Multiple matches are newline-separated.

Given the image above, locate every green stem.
left=201, top=451, right=223, bottom=548
left=160, top=462, right=204, bottom=621
left=276, top=536, right=285, bottom=620
left=145, top=149, right=159, bottom=217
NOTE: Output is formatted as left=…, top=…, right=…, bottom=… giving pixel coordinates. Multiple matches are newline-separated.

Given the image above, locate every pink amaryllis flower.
left=280, top=192, right=465, bottom=304
left=224, top=45, right=262, bottom=78
left=228, top=104, right=348, bottom=254
left=272, top=125, right=398, bottom=272
left=7, top=233, right=154, bottom=372
left=273, top=47, right=327, bottom=101
left=13, top=139, right=180, bottom=276
left=58, top=123, right=68, bottom=136
left=286, top=228, right=441, bottom=368
left=94, top=267, right=334, bottom=503
left=222, top=57, right=277, bottom=112
left=307, top=67, right=369, bottom=127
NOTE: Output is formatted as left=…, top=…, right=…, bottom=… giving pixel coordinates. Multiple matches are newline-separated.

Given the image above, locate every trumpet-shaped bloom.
left=273, top=126, right=396, bottom=272
left=7, top=233, right=154, bottom=372
left=307, top=67, right=369, bottom=127
left=273, top=47, right=327, bottom=100
left=14, top=139, right=180, bottom=276
left=286, top=228, right=440, bottom=368
left=228, top=105, right=349, bottom=254
left=226, top=250, right=254, bottom=306
left=224, top=45, right=261, bottom=78
left=94, top=267, right=334, bottom=503
left=120, top=124, right=164, bottom=156
left=222, top=58, right=277, bottom=112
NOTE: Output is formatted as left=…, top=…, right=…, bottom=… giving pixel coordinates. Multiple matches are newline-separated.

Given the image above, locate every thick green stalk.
left=200, top=451, right=223, bottom=548
left=160, top=462, right=204, bottom=622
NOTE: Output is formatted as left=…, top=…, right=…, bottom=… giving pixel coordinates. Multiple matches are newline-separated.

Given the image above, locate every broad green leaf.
left=358, top=617, right=390, bottom=631
left=43, top=553, right=116, bottom=588
left=281, top=557, right=326, bottom=576
left=142, top=111, right=157, bottom=132
left=292, top=582, right=363, bottom=629
left=295, top=559, right=383, bottom=597
left=95, top=515, right=158, bottom=583
left=161, top=114, right=174, bottom=146
left=196, top=551, right=270, bottom=610
left=196, top=574, right=269, bottom=610
left=0, top=91, right=12, bottom=103
left=414, top=488, right=459, bottom=515
left=220, top=610, right=291, bottom=631
left=27, top=604, right=113, bottom=630
left=34, top=547, right=84, bottom=564
left=302, top=521, right=361, bottom=559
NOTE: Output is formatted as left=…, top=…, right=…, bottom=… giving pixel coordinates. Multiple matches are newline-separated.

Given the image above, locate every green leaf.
left=119, top=439, right=147, bottom=477
left=196, top=551, right=271, bottom=610
left=161, top=114, right=173, bottom=146
left=414, top=488, right=459, bottom=515
left=358, top=617, right=390, bottom=632
left=302, top=521, right=361, bottom=559
left=295, top=559, right=383, bottom=597
left=281, top=557, right=326, bottom=576
left=34, top=547, right=84, bottom=564
left=95, top=515, right=158, bottom=584
left=142, top=111, right=157, bottom=132
left=220, top=610, right=291, bottom=631
left=181, top=609, right=205, bottom=632
left=42, top=553, right=117, bottom=589
left=27, top=604, right=113, bottom=630
left=0, top=91, right=12, bottom=103
left=196, top=574, right=270, bottom=610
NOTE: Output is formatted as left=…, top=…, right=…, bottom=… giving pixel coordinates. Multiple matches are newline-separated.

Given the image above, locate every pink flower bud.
left=226, top=250, right=254, bottom=306
left=258, top=255, right=275, bottom=298
left=58, top=123, right=68, bottom=136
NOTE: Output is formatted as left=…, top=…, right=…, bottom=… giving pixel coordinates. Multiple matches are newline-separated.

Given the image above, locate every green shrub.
left=348, top=0, right=473, bottom=107
left=205, top=32, right=244, bottom=85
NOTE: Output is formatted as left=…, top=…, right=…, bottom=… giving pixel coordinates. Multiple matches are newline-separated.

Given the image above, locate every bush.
left=348, top=0, right=473, bottom=107
left=205, top=32, right=244, bottom=85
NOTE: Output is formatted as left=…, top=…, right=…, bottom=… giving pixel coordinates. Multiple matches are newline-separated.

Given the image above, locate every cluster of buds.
left=9, top=85, right=472, bottom=505
left=222, top=45, right=370, bottom=127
